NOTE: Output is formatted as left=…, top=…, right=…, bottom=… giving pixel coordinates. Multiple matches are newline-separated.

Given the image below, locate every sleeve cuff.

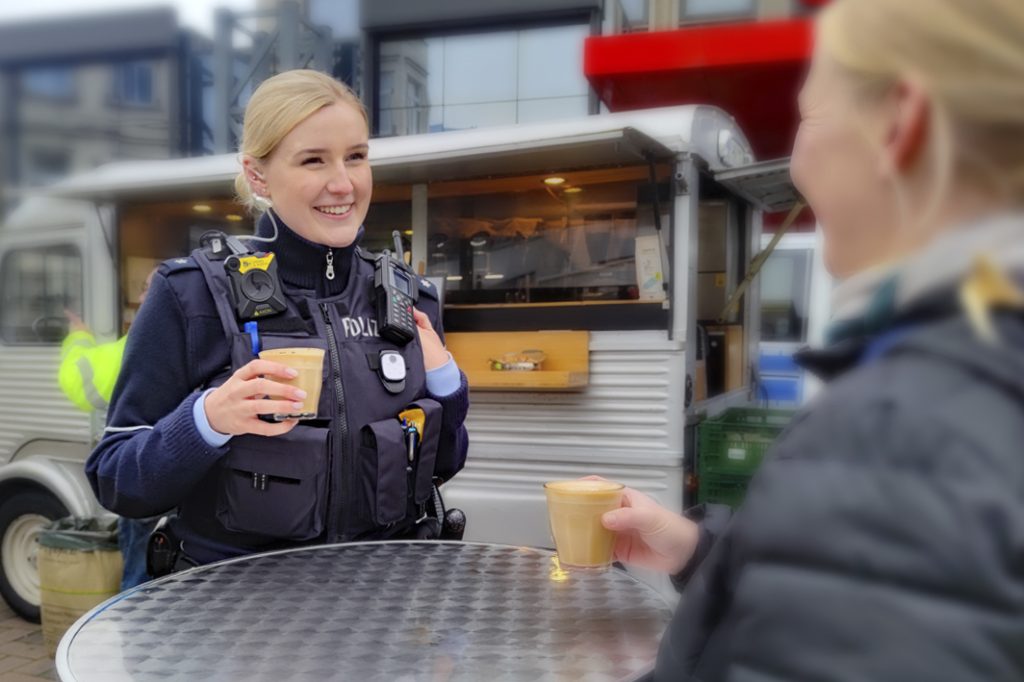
left=193, top=389, right=232, bottom=447
left=425, top=353, right=461, bottom=397
left=670, top=524, right=713, bottom=592
left=669, top=502, right=732, bottom=592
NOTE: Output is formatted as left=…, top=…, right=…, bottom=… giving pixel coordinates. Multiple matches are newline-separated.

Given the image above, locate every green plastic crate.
left=698, top=408, right=795, bottom=478
left=695, top=472, right=752, bottom=509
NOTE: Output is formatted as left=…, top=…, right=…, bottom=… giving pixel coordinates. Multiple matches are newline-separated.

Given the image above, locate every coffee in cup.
left=544, top=479, right=625, bottom=571
left=257, top=347, right=325, bottom=420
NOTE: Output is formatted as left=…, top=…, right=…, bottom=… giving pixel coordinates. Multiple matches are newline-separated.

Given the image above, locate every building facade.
left=0, top=8, right=207, bottom=215
left=356, top=0, right=602, bottom=137
left=262, top=0, right=824, bottom=148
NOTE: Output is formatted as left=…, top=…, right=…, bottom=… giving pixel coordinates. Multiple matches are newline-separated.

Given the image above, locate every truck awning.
left=46, top=111, right=695, bottom=201
left=371, top=128, right=677, bottom=185
left=714, top=158, right=800, bottom=213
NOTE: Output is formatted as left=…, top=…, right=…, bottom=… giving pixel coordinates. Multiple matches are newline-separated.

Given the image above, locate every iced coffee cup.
left=258, top=347, right=325, bottom=420
left=544, top=479, right=625, bottom=571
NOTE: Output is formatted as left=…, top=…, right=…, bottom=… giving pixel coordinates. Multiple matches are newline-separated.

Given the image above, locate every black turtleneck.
left=251, top=210, right=358, bottom=298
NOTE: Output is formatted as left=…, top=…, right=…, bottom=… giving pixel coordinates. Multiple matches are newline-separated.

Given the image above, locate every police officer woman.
left=597, top=0, right=1024, bottom=679
left=87, top=70, right=469, bottom=569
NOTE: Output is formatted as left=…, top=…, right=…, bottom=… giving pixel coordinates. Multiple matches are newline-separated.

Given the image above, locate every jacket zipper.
left=325, top=250, right=335, bottom=280
left=320, top=302, right=349, bottom=540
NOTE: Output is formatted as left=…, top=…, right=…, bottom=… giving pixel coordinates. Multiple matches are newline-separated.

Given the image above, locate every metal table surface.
left=57, top=541, right=673, bottom=682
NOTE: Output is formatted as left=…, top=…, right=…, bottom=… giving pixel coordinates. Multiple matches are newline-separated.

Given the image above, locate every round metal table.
left=57, top=541, right=673, bottom=681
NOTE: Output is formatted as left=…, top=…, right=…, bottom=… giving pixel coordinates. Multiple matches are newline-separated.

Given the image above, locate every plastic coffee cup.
left=257, top=347, right=325, bottom=420
left=544, top=480, right=625, bottom=571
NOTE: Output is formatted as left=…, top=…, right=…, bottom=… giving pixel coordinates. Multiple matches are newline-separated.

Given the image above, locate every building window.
left=379, top=71, right=395, bottom=102
left=617, top=0, right=650, bottom=31
left=759, top=248, right=811, bottom=343
left=407, top=78, right=428, bottom=134
left=20, top=67, right=75, bottom=100
left=0, top=245, right=83, bottom=344
left=681, top=0, right=756, bottom=20
left=377, top=23, right=591, bottom=136
left=26, top=149, right=71, bottom=187
left=114, top=62, right=154, bottom=106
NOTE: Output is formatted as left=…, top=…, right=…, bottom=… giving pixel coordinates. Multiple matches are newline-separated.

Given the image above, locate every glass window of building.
left=26, top=148, right=70, bottom=186
left=516, top=25, right=591, bottom=124
left=0, top=245, right=82, bottom=344
left=378, top=71, right=397, bottom=136
left=425, top=165, right=671, bottom=307
left=617, top=0, right=650, bottom=31
left=759, top=248, right=811, bottom=343
left=442, top=32, right=517, bottom=108
left=406, top=79, right=428, bottom=134
left=20, top=66, right=75, bottom=100
left=681, top=0, right=756, bottom=19
left=378, top=23, right=591, bottom=136
left=114, top=62, right=155, bottom=106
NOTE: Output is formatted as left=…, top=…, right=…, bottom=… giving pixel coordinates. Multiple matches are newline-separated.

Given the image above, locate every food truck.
left=0, top=105, right=796, bottom=619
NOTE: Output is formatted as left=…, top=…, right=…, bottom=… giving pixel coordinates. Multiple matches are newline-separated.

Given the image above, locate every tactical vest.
left=174, top=244, right=445, bottom=557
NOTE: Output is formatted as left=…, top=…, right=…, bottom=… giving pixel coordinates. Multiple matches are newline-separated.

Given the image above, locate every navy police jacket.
left=86, top=212, right=470, bottom=564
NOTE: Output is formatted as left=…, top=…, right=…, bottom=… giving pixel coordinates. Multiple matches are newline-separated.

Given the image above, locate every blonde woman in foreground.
left=600, top=1, right=1024, bottom=679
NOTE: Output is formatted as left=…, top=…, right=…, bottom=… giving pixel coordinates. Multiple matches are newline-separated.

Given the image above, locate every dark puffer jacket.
left=658, top=293, right=1024, bottom=681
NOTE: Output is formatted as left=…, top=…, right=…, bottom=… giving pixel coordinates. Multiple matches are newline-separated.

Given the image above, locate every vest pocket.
left=216, top=426, right=329, bottom=541
left=358, top=419, right=408, bottom=526
left=358, top=399, right=443, bottom=527
left=405, top=399, right=441, bottom=505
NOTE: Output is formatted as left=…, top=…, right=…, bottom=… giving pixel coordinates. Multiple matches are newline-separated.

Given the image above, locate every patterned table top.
left=57, top=541, right=673, bottom=682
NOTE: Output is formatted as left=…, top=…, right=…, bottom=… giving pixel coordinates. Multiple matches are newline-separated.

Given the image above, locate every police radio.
left=374, top=231, right=418, bottom=345
left=201, top=231, right=287, bottom=320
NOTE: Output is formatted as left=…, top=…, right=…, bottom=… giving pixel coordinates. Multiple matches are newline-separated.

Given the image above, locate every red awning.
left=584, top=19, right=813, bottom=159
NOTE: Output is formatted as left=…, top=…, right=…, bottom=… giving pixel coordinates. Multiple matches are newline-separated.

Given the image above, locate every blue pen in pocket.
left=244, top=321, right=261, bottom=358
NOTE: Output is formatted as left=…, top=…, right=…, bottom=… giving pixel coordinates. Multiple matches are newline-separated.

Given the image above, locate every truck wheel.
left=0, top=490, right=68, bottom=622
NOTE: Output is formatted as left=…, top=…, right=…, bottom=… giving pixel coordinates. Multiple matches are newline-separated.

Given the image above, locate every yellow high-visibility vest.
left=58, top=331, right=127, bottom=412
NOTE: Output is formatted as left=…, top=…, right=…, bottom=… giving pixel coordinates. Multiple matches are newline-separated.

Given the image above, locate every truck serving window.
left=118, top=199, right=254, bottom=331
left=426, top=164, right=672, bottom=331
left=362, top=185, right=412, bottom=257
left=0, top=245, right=82, bottom=344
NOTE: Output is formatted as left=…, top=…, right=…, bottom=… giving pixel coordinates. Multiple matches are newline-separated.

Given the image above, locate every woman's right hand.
left=594, top=480, right=701, bottom=575
left=204, top=359, right=308, bottom=437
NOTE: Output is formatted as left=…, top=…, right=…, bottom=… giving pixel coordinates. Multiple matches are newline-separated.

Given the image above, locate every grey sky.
left=0, top=0, right=257, bottom=38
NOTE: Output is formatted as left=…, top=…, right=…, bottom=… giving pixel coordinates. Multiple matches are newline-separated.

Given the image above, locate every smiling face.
left=243, top=102, right=372, bottom=248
